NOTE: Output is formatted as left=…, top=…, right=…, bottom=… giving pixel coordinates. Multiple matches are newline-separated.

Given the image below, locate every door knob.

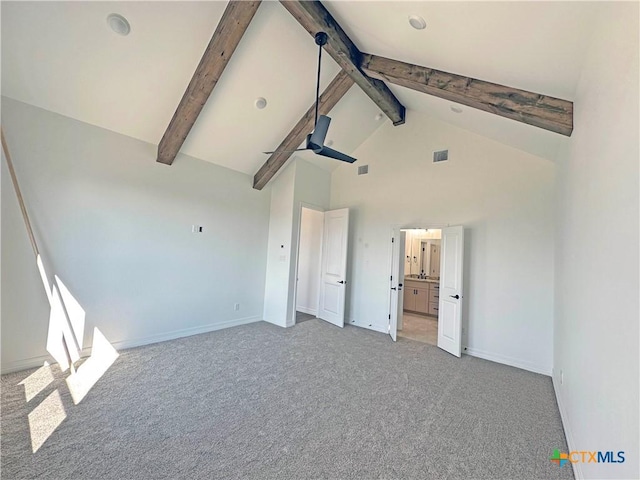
left=450, top=294, right=460, bottom=299
left=391, top=287, right=397, bottom=291
left=338, top=280, right=346, bottom=284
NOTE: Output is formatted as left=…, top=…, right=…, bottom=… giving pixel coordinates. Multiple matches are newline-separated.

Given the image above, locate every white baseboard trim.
left=552, top=374, right=582, bottom=480
left=296, top=306, right=317, bottom=316
left=347, top=318, right=388, bottom=335
left=1, top=354, right=53, bottom=375
left=110, top=316, right=262, bottom=351
left=1, top=316, right=262, bottom=375
left=465, top=347, right=552, bottom=376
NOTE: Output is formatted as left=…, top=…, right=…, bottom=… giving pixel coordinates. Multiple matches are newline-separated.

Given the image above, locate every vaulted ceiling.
left=1, top=1, right=600, bottom=184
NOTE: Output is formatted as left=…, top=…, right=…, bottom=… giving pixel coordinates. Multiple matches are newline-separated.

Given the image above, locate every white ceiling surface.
left=1, top=1, right=386, bottom=175
left=2, top=2, right=601, bottom=174
left=326, top=1, right=601, bottom=161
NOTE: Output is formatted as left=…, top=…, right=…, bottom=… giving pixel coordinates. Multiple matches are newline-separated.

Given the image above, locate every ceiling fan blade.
left=263, top=148, right=308, bottom=155
left=314, top=146, right=357, bottom=164
left=309, top=115, right=331, bottom=147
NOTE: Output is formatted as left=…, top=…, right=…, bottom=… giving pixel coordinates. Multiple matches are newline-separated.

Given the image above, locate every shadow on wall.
left=16, top=257, right=119, bottom=453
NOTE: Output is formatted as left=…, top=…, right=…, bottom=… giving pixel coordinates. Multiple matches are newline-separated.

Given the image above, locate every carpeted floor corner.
left=1, top=320, right=573, bottom=479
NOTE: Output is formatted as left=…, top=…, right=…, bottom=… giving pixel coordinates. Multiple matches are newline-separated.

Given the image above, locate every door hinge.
left=390, top=275, right=393, bottom=281
left=388, top=314, right=391, bottom=320
left=392, top=237, right=394, bottom=243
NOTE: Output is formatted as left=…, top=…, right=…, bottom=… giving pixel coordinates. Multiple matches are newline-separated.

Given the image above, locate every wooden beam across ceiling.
left=361, top=54, right=573, bottom=136
left=157, top=1, right=262, bottom=165
left=253, top=70, right=354, bottom=190
left=280, top=0, right=406, bottom=126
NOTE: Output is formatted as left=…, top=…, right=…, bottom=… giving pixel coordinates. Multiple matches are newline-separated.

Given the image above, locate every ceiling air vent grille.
left=358, top=165, right=369, bottom=175
left=433, top=150, right=449, bottom=163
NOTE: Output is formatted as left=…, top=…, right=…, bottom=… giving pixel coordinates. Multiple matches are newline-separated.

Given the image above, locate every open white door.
left=318, top=208, right=349, bottom=327
left=437, top=226, right=464, bottom=357
left=388, top=231, right=406, bottom=341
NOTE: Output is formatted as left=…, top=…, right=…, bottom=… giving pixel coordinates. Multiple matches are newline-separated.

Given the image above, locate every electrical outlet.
left=234, top=303, right=240, bottom=311
left=560, top=370, right=564, bottom=385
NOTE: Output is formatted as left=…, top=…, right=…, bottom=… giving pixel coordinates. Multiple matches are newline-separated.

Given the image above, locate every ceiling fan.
left=263, top=32, right=356, bottom=164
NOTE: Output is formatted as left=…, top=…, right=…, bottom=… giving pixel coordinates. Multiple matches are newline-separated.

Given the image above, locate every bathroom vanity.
left=404, top=278, right=440, bottom=316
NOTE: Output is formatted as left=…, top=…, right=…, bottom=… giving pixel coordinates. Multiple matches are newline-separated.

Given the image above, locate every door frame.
left=291, top=202, right=326, bottom=326
left=387, top=223, right=449, bottom=337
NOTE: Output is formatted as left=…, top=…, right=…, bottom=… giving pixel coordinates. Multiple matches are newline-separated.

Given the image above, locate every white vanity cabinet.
left=404, top=280, right=439, bottom=316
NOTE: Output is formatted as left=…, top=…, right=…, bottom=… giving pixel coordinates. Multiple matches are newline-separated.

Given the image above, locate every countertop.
left=404, top=277, right=440, bottom=284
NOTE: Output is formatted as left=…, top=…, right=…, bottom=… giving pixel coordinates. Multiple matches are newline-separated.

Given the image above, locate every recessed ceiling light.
left=255, top=97, right=267, bottom=109
left=374, top=113, right=384, bottom=121
left=450, top=105, right=463, bottom=113
left=107, top=13, right=131, bottom=36
left=408, top=15, right=426, bottom=30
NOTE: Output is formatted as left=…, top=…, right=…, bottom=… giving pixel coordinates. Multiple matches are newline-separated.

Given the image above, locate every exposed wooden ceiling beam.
left=253, top=70, right=354, bottom=190
left=361, top=54, right=573, bottom=136
left=280, top=1, right=405, bottom=126
left=157, top=1, right=262, bottom=165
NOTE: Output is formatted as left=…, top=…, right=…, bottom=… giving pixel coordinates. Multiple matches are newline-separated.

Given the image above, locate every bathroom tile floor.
left=398, top=312, right=438, bottom=346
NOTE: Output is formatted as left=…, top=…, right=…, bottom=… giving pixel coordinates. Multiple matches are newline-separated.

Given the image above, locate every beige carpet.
left=1, top=320, right=573, bottom=479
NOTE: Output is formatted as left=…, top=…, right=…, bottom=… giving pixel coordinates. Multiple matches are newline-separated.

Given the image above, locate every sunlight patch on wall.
left=55, top=275, right=85, bottom=352
left=66, top=328, right=119, bottom=405
left=36, top=254, right=53, bottom=304
left=27, top=389, right=66, bottom=453
left=45, top=285, right=80, bottom=371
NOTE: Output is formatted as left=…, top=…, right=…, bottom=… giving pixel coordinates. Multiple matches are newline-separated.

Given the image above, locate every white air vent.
left=433, top=150, right=449, bottom=163
left=358, top=165, right=369, bottom=175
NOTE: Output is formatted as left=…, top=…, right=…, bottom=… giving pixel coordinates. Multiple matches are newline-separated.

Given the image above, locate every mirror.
left=403, top=229, right=442, bottom=278
left=420, top=240, right=441, bottom=278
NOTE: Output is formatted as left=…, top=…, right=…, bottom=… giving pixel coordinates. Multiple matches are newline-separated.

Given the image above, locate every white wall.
left=263, top=158, right=330, bottom=327
left=263, top=161, right=296, bottom=327
left=553, top=4, right=639, bottom=479
left=1, top=97, right=271, bottom=373
left=331, top=111, right=556, bottom=374
left=296, top=207, right=323, bottom=315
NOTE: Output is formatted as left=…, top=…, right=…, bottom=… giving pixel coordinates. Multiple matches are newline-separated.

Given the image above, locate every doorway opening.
left=294, top=206, right=324, bottom=324
left=292, top=206, right=350, bottom=328
left=398, top=228, right=442, bottom=346
left=389, top=225, right=465, bottom=357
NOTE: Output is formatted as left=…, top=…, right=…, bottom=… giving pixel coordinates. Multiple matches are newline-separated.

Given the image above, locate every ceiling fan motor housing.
left=315, top=32, right=328, bottom=46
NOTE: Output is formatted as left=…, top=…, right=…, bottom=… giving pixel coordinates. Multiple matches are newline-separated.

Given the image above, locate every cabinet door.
left=415, top=287, right=429, bottom=313
left=428, top=288, right=440, bottom=304
left=403, top=285, right=415, bottom=311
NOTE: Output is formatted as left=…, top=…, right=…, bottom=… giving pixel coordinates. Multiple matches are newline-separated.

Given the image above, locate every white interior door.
left=437, top=226, right=464, bottom=357
left=388, top=231, right=406, bottom=341
left=317, top=208, right=349, bottom=327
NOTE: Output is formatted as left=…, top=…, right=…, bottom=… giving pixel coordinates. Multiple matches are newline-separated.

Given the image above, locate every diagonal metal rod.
left=314, top=38, right=322, bottom=129
left=1, top=127, right=39, bottom=258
